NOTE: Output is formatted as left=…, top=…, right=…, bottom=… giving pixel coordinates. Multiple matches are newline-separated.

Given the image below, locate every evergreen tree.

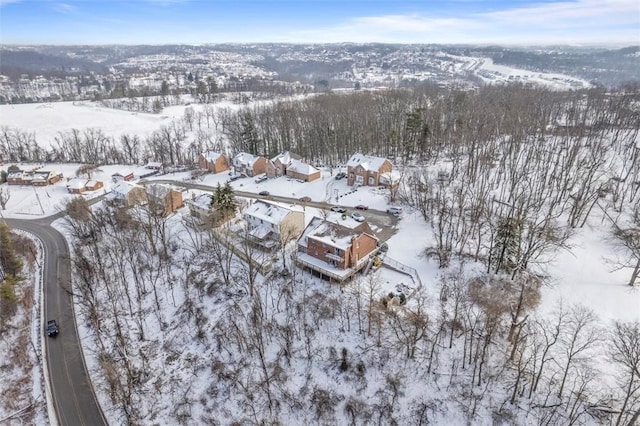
left=491, top=216, right=522, bottom=275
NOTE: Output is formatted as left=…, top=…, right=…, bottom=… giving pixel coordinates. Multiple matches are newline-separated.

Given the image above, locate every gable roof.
left=112, top=181, right=143, bottom=195
left=287, top=159, right=319, bottom=175
left=146, top=183, right=177, bottom=198
left=347, top=153, right=389, bottom=171
left=271, top=151, right=301, bottom=164
left=244, top=200, right=300, bottom=226
left=66, top=178, right=88, bottom=189
left=298, top=217, right=377, bottom=250
left=202, top=151, right=224, bottom=162
left=187, top=193, right=213, bottom=209
left=233, top=152, right=262, bottom=167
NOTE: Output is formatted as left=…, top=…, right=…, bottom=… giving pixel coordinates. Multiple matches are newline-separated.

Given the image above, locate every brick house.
left=232, top=152, right=267, bottom=177
left=31, top=170, right=62, bottom=186
left=7, top=170, right=24, bottom=185
left=266, top=151, right=302, bottom=178
left=198, top=151, right=230, bottom=174
left=346, top=153, right=393, bottom=187
left=84, top=180, right=104, bottom=191
left=66, top=178, right=88, bottom=194
left=146, top=183, right=184, bottom=215
left=285, top=159, right=321, bottom=182
left=244, top=200, right=305, bottom=249
left=296, top=217, right=379, bottom=281
left=112, top=170, right=134, bottom=182
left=111, top=181, right=147, bottom=207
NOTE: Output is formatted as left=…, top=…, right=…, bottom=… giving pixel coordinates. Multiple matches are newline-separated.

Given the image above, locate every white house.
left=243, top=200, right=305, bottom=248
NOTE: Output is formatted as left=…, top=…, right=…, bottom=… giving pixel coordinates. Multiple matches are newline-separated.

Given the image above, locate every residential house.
left=232, top=152, right=267, bottom=177
left=266, top=151, right=302, bottom=178
left=198, top=151, right=230, bottom=174
left=31, top=170, right=62, bottom=186
left=111, top=181, right=147, bottom=207
left=286, top=159, right=321, bottom=182
left=84, top=180, right=104, bottom=192
left=66, top=178, right=88, bottom=194
left=7, top=170, right=24, bottom=185
left=146, top=183, right=184, bottom=215
left=145, top=161, right=163, bottom=171
left=186, top=193, right=214, bottom=223
left=346, top=153, right=393, bottom=187
left=244, top=200, right=305, bottom=249
left=111, top=170, right=134, bottom=182
left=296, top=217, right=379, bottom=282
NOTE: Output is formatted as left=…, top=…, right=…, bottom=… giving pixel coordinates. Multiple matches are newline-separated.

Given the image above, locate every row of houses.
left=111, top=181, right=184, bottom=216
left=7, top=169, right=63, bottom=186
left=186, top=196, right=380, bottom=281
left=198, top=150, right=395, bottom=186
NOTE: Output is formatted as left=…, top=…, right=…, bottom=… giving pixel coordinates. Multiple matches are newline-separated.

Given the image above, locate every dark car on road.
left=258, top=190, right=270, bottom=196
left=355, top=204, right=369, bottom=210
left=47, top=319, right=59, bottom=337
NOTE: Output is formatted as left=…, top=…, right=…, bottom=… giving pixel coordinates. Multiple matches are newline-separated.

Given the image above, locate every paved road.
left=146, top=178, right=401, bottom=241
left=6, top=217, right=107, bottom=426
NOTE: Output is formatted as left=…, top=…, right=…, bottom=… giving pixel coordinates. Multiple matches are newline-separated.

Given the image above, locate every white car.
left=351, top=212, right=365, bottom=222
left=255, top=174, right=268, bottom=183
left=387, top=207, right=402, bottom=216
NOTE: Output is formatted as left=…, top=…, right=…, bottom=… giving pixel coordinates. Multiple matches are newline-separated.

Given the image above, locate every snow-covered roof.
left=187, top=193, right=213, bottom=209
left=347, top=153, right=389, bottom=171
left=287, top=159, right=319, bottom=175
left=271, top=151, right=301, bottom=164
left=112, top=181, right=143, bottom=195
left=299, top=216, right=377, bottom=250
left=85, top=180, right=100, bottom=187
left=233, top=152, right=262, bottom=167
left=244, top=200, right=298, bottom=226
left=146, top=183, right=176, bottom=198
left=202, top=151, right=224, bottom=162
left=145, top=161, right=163, bottom=168
left=66, top=178, right=87, bottom=189
left=112, top=170, right=134, bottom=177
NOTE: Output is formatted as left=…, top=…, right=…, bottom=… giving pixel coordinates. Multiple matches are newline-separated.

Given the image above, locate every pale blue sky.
left=0, top=0, right=638, bottom=45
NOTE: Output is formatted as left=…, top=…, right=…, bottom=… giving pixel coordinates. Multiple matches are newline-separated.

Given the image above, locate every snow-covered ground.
left=2, top=98, right=639, bottom=424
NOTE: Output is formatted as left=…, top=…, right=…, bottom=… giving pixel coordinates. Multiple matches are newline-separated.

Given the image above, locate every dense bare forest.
left=43, top=85, right=640, bottom=424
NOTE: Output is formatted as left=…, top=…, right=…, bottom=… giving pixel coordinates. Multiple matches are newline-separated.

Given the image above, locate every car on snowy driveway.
left=351, top=212, right=365, bottom=222
left=331, top=205, right=347, bottom=213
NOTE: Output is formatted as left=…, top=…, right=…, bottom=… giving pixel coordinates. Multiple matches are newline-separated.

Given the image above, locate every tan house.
left=244, top=200, right=305, bottom=249
left=266, top=151, right=302, bottom=178
left=146, top=183, right=184, bottom=215
left=286, top=159, right=321, bottom=182
left=66, top=178, right=88, bottom=194
left=85, top=180, right=104, bottom=191
left=31, top=170, right=62, bottom=186
left=111, top=181, right=147, bottom=207
left=7, top=170, right=24, bottom=185
left=346, top=153, right=393, bottom=187
left=198, top=151, right=230, bottom=174
left=232, top=152, right=267, bottom=177
left=296, top=217, right=379, bottom=282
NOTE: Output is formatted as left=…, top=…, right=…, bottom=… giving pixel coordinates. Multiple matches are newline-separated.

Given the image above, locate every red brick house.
left=296, top=217, right=379, bottom=282
left=198, top=151, right=230, bottom=174
left=146, top=183, right=184, bottom=215
left=285, top=159, right=321, bottom=182
left=85, top=180, right=104, bottom=191
left=266, top=151, right=302, bottom=178
left=232, top=152, right=267, bottom=177
left=112, top=170, right=134, bottom=182
left=346, top=153, right=393, bottom=187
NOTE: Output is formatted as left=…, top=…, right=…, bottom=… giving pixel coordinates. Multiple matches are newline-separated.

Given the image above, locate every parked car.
left=46, top=319, right=59, bottom=337
left=258, top=190, right=270, bottom=196
left=386, top=207, right=402, bottom=216
left=335, top=172, right=346, bottom=180
left=355, top=204, right=369, bottom=210
left=299, top=196, right=312, bottom=203
left=228, top=172, right=242, bottom=181
left=351, top=212, right=365, bottom=222
left=255, top=174, right=268, bottom=183
left=331, top=205, right=347, bottom=213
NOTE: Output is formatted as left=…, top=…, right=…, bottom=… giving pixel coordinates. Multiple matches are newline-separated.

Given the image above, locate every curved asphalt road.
left=6, top=216, right=107, bottom=426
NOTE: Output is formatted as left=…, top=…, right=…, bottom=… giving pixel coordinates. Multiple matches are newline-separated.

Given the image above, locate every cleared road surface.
left=6, top=217, right=107, bottom=426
